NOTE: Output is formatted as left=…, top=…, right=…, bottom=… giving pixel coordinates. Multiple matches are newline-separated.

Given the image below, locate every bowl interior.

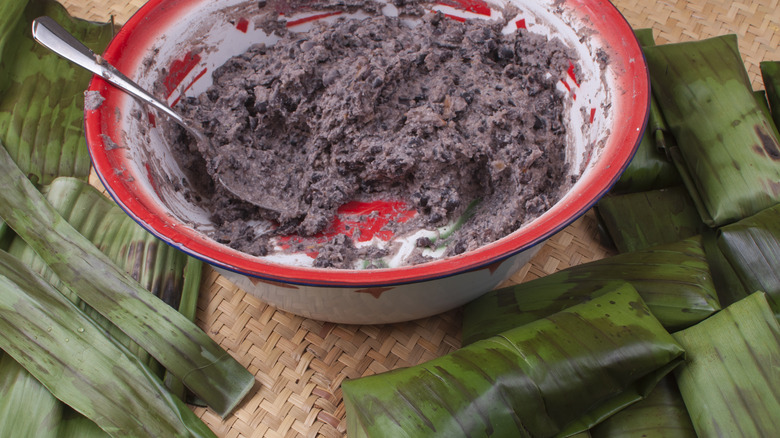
left=85, top=0, right=648, bottom=286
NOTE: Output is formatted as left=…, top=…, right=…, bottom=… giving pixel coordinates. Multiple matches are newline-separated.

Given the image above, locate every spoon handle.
left=31, top=16, right=187, bottom=127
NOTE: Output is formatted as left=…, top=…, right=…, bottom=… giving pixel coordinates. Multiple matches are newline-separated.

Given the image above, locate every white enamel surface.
left=92, top=0, right=640, bottom=323
left=217, top=243, right=541, bottom=323
left=115, top=0, right=611, bottom=270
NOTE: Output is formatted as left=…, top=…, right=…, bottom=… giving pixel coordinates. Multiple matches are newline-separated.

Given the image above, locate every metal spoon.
left=31, top=16, right=288, bottom=213
left=31, top=16, right=208, bottom=145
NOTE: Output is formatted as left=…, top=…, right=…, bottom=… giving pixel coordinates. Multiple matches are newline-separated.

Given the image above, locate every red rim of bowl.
left=85, top=0, right=649, bottom=287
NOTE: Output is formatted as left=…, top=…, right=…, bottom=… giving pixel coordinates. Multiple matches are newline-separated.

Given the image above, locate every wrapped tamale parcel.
left=589, top=376, right=696, bottom=438
left=761, top=61, right=780, bottom=129
left=343, top=286, right=685, bottom=438
left=609, top=107, right=681, bottom=194
left=596, top=185, right=702, bottom=253
left=644, top=35, right=780, bottom=227
left=462, top=236, right=719, bottom=345
left=700, top=228, right=751, bottom=309
left=673, top=292, right=780, bottom=436
left=611, top=29, right=680, bottom=194
left=717, top=203, right=780, bottom=317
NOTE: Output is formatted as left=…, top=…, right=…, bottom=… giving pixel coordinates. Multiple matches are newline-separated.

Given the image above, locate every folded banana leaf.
left=755, top=89, right=780, bottom=141
left=0, top=352, right=62, bottom=438
left=611, top=29, right=681, bottom=194
left=644, top=35, right=780, bottom=227
left=589, top=375, right=695, bottom=438
left=0, top=251, right=216, bottom=438
left=755, top=90, right=770, bottom=114
left=634, top=28, right=654, bottom=46
left=0, top=0, right=113, bottom=186
left=761, top=61, right=780, bottom=129
left=343, top=285, right=685, bottom=438
left=462, top=236, right=718, bottom=345
left=717, top=203, right=780, bottom=318
left=673, top=292, right=780, bottom=436
left=700, top=228, right=750, bottom=309
left=596, top=186, right=702, bottom=253
left=610, top=124, right=681, bottom=195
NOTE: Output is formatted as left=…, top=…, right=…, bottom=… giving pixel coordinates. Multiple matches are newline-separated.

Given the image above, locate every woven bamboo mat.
left=64, top=0, right=780, bottom=436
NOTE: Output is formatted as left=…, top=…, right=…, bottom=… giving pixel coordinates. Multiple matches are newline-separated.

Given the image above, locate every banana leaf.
left=58, top=408, right=110, bottom=438
left=755, top=89, right=780, bottom=141
left=1, top=176, right=205, bottom=434
left=596, top=186, right=702, bottom=253
left=717, top=203, right=780, bottom=318
left=589, top=376, right=695, bottom=438
left=0, top=352, right=62, bottom=438
left=0, top=0, right=113, bottom=186
left=8, top=177, right=188, bottom=375
left=343, top=285, right=685, bottom=438
left=0, top=143, right=254, bottom=418
left=8, top=176, right=204, bottom=399
left=0, top=250, right=216, bottom=438
left=462, top=236, right=718, bottom=345
left=755, top=90, right=770, bottom=114
left=673, top=292, right=780, bottom=436
left=0, top=219, right=12, bottom=251
left=610, top=29, right=681, bottom=194
left=634, top=28, right=654, bottom=47
left=644, top=35, right=780, bottom=227
left=700, top=228, right=750, bottom=309
left=761, top=61, right=780, bottom=129
left=610, top=124, right=681, bottom=194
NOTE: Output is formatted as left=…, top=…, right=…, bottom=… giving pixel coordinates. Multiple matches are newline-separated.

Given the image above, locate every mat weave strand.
left=61, top=0, right=780, bottom=436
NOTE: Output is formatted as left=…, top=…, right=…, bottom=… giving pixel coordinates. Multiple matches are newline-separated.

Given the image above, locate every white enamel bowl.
left=84, top=0, right=648, bottom=323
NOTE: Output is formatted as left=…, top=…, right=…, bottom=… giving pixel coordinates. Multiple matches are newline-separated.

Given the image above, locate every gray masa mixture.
left=168, top=8, right=577, bottom=268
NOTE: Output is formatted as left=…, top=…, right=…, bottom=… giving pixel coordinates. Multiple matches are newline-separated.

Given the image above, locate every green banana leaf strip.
left=596, top=186, right=702, bottom=253
left=0, top=219, right=12, bottom=251
left=2, top=176, right=205, bottom=434
left=7, top=176, right=205, bottom=401
left=343, top=285, right=685, bottom=438
left=0, top=250, right=216, bottom=438
left=0, top=0, right=113, bottom=186
left=717, top=203, right=780, bottom=318
left=9, top=178, right=172, bottom=374
left=0, top=143, right=254, bottom=417
left=673, top=292, right=780, bottom=436
left=57, top=407, right=110, bottom=438
left=167, top=257, right=205, bottom=402
left=761, top=61, right=780, bottom=129
left=0, top=352, right=62, bottom=438
left=644, top=35, right=780, bottom=227
left=589, top=375, right=696, bottom=438
left=462, top=236, right=718, bottom=346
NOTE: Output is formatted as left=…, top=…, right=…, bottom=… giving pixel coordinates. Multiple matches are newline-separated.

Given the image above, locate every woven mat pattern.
left=62, top=0, right=779, bottom=436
